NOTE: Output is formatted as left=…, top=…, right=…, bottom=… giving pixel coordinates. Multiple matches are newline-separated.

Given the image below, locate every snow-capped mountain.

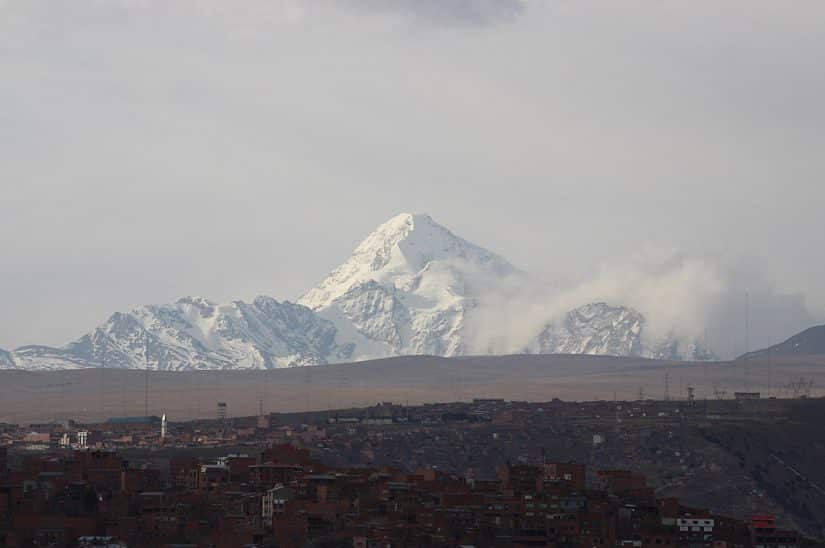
left=528, top=302, right=709, bottom=361
left=300, top=213, right=519, bottom=309
left=3, top=213, right=711, bottom=370
left=529, top=303, right=644, bottom=357
left=299, top=213, right=523, bottom=358
left=5, top=297, right=354, bottom=371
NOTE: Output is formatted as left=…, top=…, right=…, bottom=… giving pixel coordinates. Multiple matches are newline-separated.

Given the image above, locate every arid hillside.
left=1, top=353, right=822, bottom=424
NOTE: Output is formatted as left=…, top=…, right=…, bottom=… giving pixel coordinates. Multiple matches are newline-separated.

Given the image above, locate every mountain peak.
left=379, top=211, right=433, bottom=231
left=354, top=212, right=459, bottom=258
left=299, top=212, right=517, bottom=310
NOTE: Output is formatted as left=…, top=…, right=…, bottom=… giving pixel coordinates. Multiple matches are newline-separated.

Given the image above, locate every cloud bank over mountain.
left=464, top=248, right=813, bottom=359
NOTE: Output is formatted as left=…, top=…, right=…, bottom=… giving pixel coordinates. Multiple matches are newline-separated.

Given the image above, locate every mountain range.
left=1, top=213, right=712, bottom=371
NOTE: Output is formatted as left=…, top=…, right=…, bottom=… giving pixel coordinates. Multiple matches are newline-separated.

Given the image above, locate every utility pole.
left=745, top=292, right=750, bottom=358
left=664, top=372, right=671, bottom=401
left=703, top=360, right=709, bottom=399
left=121, top=380, right=128, bottom=417
left=744, top=291, right=750, bottom=390
left=144, top=335, right=150, bottom=418
left=195, top=371, right=202, bottom=419
left=305, top=367, right=313, bottom=413
left=60, top=370, right=66, bottom=423
left=704, top=327, right=710, bottom=357
left=99, top=336, right=106, bottom=423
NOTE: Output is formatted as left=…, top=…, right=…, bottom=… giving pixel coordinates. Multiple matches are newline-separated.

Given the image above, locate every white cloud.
left=465, top=248, right=814, bottom=359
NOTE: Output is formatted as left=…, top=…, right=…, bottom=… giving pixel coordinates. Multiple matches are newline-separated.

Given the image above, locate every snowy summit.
left=299, top=213, right=522, bottom=358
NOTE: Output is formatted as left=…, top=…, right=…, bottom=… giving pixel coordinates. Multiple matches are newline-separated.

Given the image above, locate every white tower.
left=161, top=413, right=167, bottom=440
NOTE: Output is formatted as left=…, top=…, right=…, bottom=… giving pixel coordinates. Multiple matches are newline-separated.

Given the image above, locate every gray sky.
left=1, top=0, right=824, bottom=354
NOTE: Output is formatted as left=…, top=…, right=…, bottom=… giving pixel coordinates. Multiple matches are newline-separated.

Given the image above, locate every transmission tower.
left=788, top=378, right=814, bottom=399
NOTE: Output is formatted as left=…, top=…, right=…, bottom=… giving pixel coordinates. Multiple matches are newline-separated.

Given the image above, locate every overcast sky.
left=1, top=0, right=824, bottom=353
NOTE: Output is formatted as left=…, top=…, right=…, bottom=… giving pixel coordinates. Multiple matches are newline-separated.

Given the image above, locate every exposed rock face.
left=530, top=303, right=644, bottom=357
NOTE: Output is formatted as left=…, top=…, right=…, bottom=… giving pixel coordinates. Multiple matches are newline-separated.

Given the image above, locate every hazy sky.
left=2, top=0, right=824, bottom=353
